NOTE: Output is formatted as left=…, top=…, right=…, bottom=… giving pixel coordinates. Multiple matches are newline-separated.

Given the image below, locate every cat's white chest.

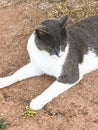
left=27, top=34, right=69, bottom=77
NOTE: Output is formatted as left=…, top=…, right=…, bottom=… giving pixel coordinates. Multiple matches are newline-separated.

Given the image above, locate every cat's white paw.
left=0, top=78, right=7, bottom=88
left=30, top=97, right=46, bottom=110
left=0, top=77, right=13, bottom=88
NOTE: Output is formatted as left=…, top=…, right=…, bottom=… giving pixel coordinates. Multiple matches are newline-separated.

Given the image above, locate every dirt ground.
left=0, top=0, right=98, bottom=130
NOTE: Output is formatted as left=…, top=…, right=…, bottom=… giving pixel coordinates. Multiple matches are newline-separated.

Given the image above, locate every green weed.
left=0, top=118, right=6, bottom=130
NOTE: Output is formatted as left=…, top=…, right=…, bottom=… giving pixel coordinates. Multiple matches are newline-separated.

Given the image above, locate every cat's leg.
left=30, top=80, right=79, bottom=110
left=0, top=62, right=43, bottom=88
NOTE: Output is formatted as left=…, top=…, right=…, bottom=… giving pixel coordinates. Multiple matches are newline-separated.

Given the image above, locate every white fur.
left=79, top=50, right=98, bottom=79
left=0, top=63, right=43, bottom=88
left=0, top=33, right=98, bottom=110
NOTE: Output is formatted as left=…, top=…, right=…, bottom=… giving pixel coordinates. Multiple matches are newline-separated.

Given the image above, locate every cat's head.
left=34, top=15, right=69, bottom=57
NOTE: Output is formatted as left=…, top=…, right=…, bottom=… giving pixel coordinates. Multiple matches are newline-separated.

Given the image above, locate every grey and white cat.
left=0, top=15, right=98, bottom=110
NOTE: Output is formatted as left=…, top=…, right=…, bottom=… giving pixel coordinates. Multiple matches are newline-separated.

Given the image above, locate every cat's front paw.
left=30, top=97, right=46, bottom=110
left=0, top=78, right=7, bottom=88
left=0, top=77, right=13, bottom=88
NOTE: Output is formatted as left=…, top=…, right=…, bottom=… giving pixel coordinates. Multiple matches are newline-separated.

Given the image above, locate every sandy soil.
left=0, top=1, right=98, bottom=130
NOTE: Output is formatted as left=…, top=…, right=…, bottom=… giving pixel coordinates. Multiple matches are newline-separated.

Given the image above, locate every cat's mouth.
left=53, top=50, right=65, bottom=58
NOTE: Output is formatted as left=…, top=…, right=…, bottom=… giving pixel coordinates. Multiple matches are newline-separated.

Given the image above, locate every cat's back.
left=69, top=15, right=98, bottom=54
left=69, top=15, right=98, bottom=35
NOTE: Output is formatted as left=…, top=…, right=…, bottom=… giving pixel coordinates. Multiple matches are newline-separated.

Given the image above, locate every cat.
left=0, top=15, right=98, bottom=110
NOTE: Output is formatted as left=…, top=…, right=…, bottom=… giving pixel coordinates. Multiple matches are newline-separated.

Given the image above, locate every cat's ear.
left=57, top=15, right=68, bottom=27
left=35, top=25, right=49, bottom=37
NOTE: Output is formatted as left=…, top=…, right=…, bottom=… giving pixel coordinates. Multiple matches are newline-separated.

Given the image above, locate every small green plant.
left=23, top=106, right=36, bottom=118
left=0, top=118, right=6, bottom=130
